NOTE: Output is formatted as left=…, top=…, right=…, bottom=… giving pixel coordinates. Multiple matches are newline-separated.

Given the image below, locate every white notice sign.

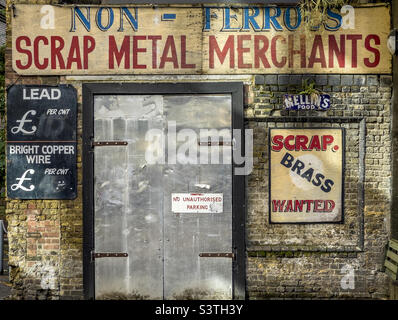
left=171, top=193, right=223, bottom=213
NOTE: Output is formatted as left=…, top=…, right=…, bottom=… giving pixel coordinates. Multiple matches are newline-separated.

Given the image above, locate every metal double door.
left=92, top=93, right=234, bottom=300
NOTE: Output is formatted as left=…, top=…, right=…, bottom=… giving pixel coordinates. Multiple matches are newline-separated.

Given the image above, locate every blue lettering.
left=324, top=8, right=342, bottom=31
left=118, top=7, right=138, bottom=31
left=242, top=7, right=261, bottom=31
left=222, top=8, right=241, bottom=31
left=283, top=7, right=301, bottom=31
left=70, top=7, right=90, bottom=32
left=96, top=7, right=114, bottom=31
left=263, top=7, right=283, bottom=31
left=203, top=7, right=211, bottom=31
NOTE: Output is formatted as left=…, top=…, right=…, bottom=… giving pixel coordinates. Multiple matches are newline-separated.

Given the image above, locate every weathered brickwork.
left=4, top=0, right=394, bottom=300
left=4, top=0, right=84, bottom=299
left=245, top=74, right=392, bottom=299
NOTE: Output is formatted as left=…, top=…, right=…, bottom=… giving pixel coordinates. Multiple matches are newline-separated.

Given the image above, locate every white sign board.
left=11, top=5, right=392, bottom=75
left=269, top=128, right=344, bottom=223
left=171, top=193, right=223, bottom=213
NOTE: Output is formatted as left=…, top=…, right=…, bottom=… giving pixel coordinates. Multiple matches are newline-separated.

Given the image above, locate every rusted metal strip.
left=199, top=252, right=235, bottom=258
left=92, top=141, right=128, bottom=146
left=198, top=141, right=233, bottom=146
left=92, top=252, right=128, bottom=259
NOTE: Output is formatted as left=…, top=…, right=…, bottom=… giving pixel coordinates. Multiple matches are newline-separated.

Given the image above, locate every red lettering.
left=15, top=36, right=32, bottom=70
left=83, top=36, right=95, bottom=69
left=159, top=36, right=178, bottom=69
left=33, top=36, right=48, bottom=70
left=148, top=35, right=161, bottom=69
left=51, top=36, right=65, bottom=69
left=364, top=34, right=380, bottom=68
left=295, top=135, right=309, bottom=151
left=181, top=35, right=195, bottom=69
left=272, top=135, right=335, bottom=151
left=271, top=135, right=284, bottom=151
left=328, top=35, right=345, bottom=68
left=272, top=200, right=286, bottom=212
left=237, top=35, right=251, bottom=68
left=271, top=35, right=287, bottom=68
left=347, top=34, right=362, bottom=68
left=322, top=135, right=334, bottom=151
left=314, top=200, right=323, bottom=212
left=294, top=200, right=303, bottom=212
left=254, top=35, right=270, bottom=68
left=304, top=200, right=313, bottom=212
left=209, top=35, right=235, bottom=68
left=284, top=135, right=295, bottom=151
left=272, top=199, right=335, bottom=213
left=66, top=36, right=82, bottom=69
left=288, top=34, right=306, bottom=68
left=308, top=35, right=326, bottom=68
left=109, top=35, right=130, bottom=69
left=308, top=135, right=321, bottom=151
left=133, top=36, right=147, bottom=69
left=325, top=200, right=335, bottom=212
left=284, top=200, right=293, bottom=212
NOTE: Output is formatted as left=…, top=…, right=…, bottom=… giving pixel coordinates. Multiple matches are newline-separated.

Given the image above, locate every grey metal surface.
left=93, top=94, right=232, bottom=300
left=162, top=95, right=232, bottom=300
left=94, top=95, right=164, bottom=300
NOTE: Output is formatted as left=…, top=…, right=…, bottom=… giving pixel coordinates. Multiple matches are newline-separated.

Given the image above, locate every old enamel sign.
left=284, top=94, right=331, bottom=111
left=171, top=193, right=223, bottom=213
left=269, top=128, right=344, bottom=223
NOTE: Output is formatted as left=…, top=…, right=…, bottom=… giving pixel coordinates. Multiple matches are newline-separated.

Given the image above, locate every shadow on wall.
left=246, top=121, right=391, bottom=299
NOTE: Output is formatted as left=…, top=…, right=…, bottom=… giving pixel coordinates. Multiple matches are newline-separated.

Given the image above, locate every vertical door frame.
left=82, top=82, right=246, bottom=300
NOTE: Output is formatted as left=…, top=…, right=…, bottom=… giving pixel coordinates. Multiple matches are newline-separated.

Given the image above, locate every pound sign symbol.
left=11, top=169, right=35, bottom=192
left=11, top=110, right=37, bottom=135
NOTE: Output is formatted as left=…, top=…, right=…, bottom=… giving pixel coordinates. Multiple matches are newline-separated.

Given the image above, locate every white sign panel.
left=171, top=193, right=223, bottom=213
left=269, top=128, right=344, bottom=223
left=11, top=5, right=391, bottom=75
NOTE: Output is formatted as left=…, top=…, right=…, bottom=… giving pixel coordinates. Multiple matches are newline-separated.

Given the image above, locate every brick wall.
left=245, top=74, right=392, bottom=299
left=5, top=0, right=83, bottom=300
left=4, top=0, right=394, bottom=300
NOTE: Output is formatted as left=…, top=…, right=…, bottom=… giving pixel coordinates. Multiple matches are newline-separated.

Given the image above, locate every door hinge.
left=199, top=252, right=235, bottom=259
left=91, top=252, right=128, bottom=260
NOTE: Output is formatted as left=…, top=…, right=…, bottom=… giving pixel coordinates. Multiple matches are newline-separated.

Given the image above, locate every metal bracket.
left=92, top=252, right=128, bottom=260
left=199, top=252, right=235, bottom=259
left=91, top=141, right=128, bottom=147
left=198, top=140, right=233, bottom=146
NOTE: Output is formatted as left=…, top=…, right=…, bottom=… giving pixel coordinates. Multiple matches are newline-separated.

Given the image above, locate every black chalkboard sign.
left=7, top=85, right=77, bottom=199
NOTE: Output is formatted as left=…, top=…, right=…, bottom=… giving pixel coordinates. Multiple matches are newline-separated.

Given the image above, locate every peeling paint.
left=26, top=261, right=58, bottom=290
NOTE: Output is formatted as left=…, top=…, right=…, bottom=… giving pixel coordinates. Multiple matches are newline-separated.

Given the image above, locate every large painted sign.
left=11, top=5, right=391, bottom=75
left=7, top=85, right=77, bottom=199
left=269, top=128, right=344, bottom=223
